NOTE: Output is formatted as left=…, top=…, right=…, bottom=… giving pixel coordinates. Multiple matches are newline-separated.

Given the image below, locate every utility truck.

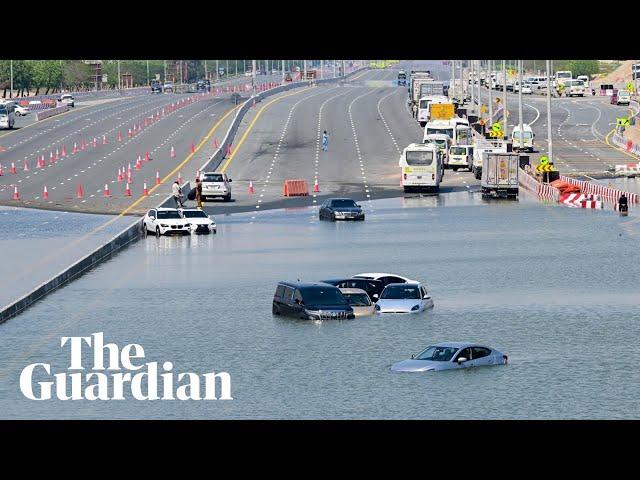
left=481, top=153, right=519, bottom=198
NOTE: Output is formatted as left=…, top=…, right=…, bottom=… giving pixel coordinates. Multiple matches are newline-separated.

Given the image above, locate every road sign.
left=430, top=103, right=455, bottom=120
left=495, top=97, right=501, bottom=104
left=491, top=122, right=502, bottom=133
left=480, top=105, right=487, bottom=114
left=617, top=117, right=630, bottom=127
left=626, top=82, right=635, bottom=93
left=539, top=155, right=549, bottom=165
left=536, top=164, right=555, bottom=172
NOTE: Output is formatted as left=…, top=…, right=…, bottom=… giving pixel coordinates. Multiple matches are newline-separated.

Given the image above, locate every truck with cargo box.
left=481, top=153, right=519, bottom=198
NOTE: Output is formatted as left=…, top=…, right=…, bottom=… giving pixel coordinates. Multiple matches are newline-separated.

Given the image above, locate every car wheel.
left=331, top=213, right=336, bottom=221
left=156, top=227, right=161, bottom=237
left=224, top=194, right=231, bottom=202
left=141, top=221, right=147, bottom=236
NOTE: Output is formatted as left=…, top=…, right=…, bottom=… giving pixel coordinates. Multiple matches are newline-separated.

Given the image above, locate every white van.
left=448, top=145, right=474, bottom=171
left=423, top=133, right=452, bottom=168
left=564, top=80, right=585, bottom=97
left=0, top=102, right=16, bottom=129
left=576, top=75, right=589, bottom=86
left=399, top=143, right=444, bottom=193
left=511, top=124, right=534, bottom=152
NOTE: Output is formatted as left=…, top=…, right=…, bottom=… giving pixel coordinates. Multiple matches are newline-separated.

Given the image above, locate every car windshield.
left=416, top=346, right=459, bottom=362
left=181, top=210, right=208, bottom=218
left=156, top=210, right=181, bottom=219
left=301, top=288, right=348, bottom=306
left=381, top=285, right=421, bottom=300
left=330, top=199, right=357, bottom=208
left=343, top=293, right=371, bottom=307
left=203, top=174, right=224, bottom=182
left=0, top=106, right=7, bottom=115
left=450, top=146, right=467, bottom=155
left=513, top=131, right=533, bottom=140
left=427, top=128, right=454, bottom=139
left=405, top=150, right=433, bottom=166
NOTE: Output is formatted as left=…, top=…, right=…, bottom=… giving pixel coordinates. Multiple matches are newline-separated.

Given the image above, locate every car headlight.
left=185, top=223, right=191, bottom=227
left=374, top=304, right=380, bottom=311
left=411, top=305, right=420, bottom=311
left=160, top=224, right=169, bottom=227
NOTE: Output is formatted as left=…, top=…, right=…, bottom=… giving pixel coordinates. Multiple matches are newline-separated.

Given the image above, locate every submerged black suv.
left=272, top=282, right=355, bottom=320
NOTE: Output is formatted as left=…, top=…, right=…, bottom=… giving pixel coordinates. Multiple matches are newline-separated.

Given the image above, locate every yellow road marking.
left=219, top=87, right=312, bottom=173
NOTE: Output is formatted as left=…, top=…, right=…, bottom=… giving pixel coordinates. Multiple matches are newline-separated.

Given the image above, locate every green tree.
left=31, top=60, right=63, bottom=95
left=63, top=61, right=91, bottom=91
left=565, top=60, right=599, bottom=78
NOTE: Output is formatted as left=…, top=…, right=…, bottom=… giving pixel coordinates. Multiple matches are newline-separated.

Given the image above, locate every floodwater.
left=0, top=191, right=639, bottom=419
left=0, top=207, right=136, bottom=308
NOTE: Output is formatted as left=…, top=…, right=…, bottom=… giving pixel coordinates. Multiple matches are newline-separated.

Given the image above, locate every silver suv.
left=201, top=172, right=232, bottom=202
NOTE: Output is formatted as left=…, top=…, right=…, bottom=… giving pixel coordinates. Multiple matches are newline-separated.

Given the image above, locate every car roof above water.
left=430, top=342, right=484, bottom=349
left=278, top=281, right=340, bottom=290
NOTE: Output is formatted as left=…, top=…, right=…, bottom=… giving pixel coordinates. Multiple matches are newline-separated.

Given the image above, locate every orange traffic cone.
left=55, top=148, right=59, bottom=160
left=76, top=184, right=84, bottom=199
left=103, top=183, right=111, bottom=197
left=43, top=186, right=49, bottom=200
left=61, top=144, right=67, bottom=157
left=12, top=185, right=19, bottom=200
left=155, top=171, right=161, bottom=185
left=226, top=144, right=232, bottom=156
left=145, top=150, right=150, bottom=162
left=170, top=146, right=175, bottom=158
left=313, top=178, right=320, bottom=193
left=49, top=151, right=54, bottom=164
left=190, top=142, right=195, bottom=153
left=0, top=163, right=3, bottom=176
left=92, top=137, right=97, bottom=148
left=11, top=162, right=16, bottom=174
left=23, top=159, right=29, bottom=172
left=178, top=171, right=183, bottom=184
left=135, top=158, right=142, bottom=171
left=248, top=180, right=255, bottom=194
left=81, top=140, right=86, bottom=150
left=73, top=142, right=78, bottom=154
left=143, top=182, right=149, bottom=196
left=128, top=128, right=132, bottom=138
left=118, top=131, right=122, bottom=142
left=103, top=134, right=108, bottom=145
left=117, top=168, right=123, bottom=182
left=125, top=183, right=132, bottom=196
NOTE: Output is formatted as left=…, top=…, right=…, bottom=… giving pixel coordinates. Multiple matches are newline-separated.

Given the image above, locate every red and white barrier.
left=560, top=175, right=639, bottom=203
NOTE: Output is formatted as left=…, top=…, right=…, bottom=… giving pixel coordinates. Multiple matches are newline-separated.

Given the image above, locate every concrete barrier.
left=0, top=218, right=142, bottom=324
left=35, top=105, right=69, bottom=121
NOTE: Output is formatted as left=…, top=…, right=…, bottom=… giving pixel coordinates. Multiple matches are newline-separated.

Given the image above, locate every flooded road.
left=1, top=191, right=639, bottom=419
left=0, top=207, right=135, bottom=308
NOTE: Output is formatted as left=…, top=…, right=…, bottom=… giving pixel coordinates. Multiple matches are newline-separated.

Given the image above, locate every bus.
left=555, top=70, right=572, bottom=87
left=399, top=143, right=444, bottom=193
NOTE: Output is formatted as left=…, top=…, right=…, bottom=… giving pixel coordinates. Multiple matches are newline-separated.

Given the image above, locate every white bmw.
left=143, top=208, right=191, bottom=237
left=178, top=208, right=216, bottom=234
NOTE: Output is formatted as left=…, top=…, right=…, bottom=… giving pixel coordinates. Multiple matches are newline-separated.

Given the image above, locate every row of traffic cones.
left=9, top=182, right=151, bottom=201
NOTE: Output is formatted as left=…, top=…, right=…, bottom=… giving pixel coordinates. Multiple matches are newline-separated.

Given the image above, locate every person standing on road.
left=172, top=181, right=184, bottom=208
left=618, top=193, right=628, bottom=213
left=195, top=178, right=203, bottom=209
left=412, top=102, right=418, bottom=118
left=322, top=130, right=329, bottom=152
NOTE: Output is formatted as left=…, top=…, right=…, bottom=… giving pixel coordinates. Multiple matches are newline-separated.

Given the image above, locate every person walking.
left=172, top=180, right=184, bottom=208
left=322, top=130, right=329, bottom=152
left=195, top=178, right=203, bottom=209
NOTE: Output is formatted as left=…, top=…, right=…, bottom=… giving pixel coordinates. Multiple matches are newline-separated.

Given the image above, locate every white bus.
left=417, top=95, right=449, bottom=127
left=399, top=143, right=444, bottom=193
left=555, top=70, right=572, bottom=87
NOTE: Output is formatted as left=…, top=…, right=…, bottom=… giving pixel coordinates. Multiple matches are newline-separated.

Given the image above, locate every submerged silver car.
left=391, top=342, right=508, bottom=372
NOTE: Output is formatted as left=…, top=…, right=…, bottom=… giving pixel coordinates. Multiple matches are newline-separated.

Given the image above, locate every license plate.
left=417, top=176, right=422, bottom=179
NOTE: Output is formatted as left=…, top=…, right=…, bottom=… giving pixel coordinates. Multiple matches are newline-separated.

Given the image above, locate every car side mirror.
left=228, top=179, right=232, bottom=182
left=411, top=354, right=415, bottom=359
left=372, top=294, right=379, bottom=300
left=456, top=357, right=467, bottom=364
left=149, top=216, right=155, bottom=220
left=357, top=204, right=361, bottom=208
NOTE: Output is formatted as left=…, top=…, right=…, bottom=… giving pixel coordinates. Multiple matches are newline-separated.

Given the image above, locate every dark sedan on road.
left=319, top=198, right=365, bottom=221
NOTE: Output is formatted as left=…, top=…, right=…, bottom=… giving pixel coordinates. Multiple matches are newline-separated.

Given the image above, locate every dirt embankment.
left=594, top=60, right=637, bottom=87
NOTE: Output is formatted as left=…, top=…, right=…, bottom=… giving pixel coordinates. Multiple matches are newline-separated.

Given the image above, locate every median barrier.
left=282, top=179, right=309, bottom=197
left=35, top=105, right=69, bottom=121
left=560, top=175, right=639, bottom=203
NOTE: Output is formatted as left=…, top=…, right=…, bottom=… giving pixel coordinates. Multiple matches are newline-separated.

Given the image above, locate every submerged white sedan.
left=391, top=342, right=508, bottom=372
left=374, top=282, right=433, bottom=313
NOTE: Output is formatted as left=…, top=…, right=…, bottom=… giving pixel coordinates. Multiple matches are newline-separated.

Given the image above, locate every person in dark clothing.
left=618, top=193, right=628, bottom=213
left=195, top=178, right=203, bottom=209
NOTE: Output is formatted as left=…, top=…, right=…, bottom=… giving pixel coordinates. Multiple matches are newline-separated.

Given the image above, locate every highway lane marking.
left=348, top=89, right=378, bottom=202
left=377, top=89, right=402, bottom=154
left=525, top=103, right=541, bottom=125
left=219, top=87, right=313, bottom=174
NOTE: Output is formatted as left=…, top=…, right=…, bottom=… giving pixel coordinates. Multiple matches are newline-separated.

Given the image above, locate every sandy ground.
left=595, top=60, right=638, bottom=87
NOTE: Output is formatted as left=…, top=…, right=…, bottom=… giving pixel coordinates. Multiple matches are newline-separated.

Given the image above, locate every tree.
left=31, top=60, right=63, bottom=95
left=565, top=60, right=599, bottom=78
left=63, top=61, right=91, bottom=91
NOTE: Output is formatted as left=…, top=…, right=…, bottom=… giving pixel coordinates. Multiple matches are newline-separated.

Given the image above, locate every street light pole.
left=303, top=60, right=307, bottom=82
left=281, top=59, right=285, bottom=83
left=216, top=60, right=219, bottom=82
left=163, top=60, right=167, bottom=83
left=334, top=60, right=336, bottom=78
left=450, top=60, right=455, bottom=100
left=518, top=59, right=523, bottom=150
left=546, top=60, right=553, bottom=165
left=252, top=59, right=256, bottom=98
left=502, top=60, right=507, bottom=138
left=204, top=60, right=208, bottom=81
left=489, top=60, right=493, bottom=122
left=117, top=60, right=121, bottom=90
left=470, top=59, right=475, bottom=114
left=10, top=59, right=13, bottom=98
left=146, top=60, right=150, bottom=85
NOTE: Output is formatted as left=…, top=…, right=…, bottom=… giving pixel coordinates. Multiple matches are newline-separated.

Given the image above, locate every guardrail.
left=518, top=168, right=560, bottom=201
left=560, top=175, right=639, bottom=203
left=34, top=105, right=69, bottom=121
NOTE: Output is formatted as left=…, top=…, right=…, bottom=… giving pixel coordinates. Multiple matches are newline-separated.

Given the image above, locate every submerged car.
left=178, top=208, right=216, bottom=234
left=319, top=198, right=365, bottom=221
left=390, top=342, right=508, bottom=372
left=339, top=288, right=375, bottom=317
left=320, top=278, right=384, bottom=302
left=375, top=282, right=433, bottom=313
left=143, top=208, right=191, bottom=236
left=272, top=281, right=355, bottom=320
left=352, top=272, right=417, bottom=287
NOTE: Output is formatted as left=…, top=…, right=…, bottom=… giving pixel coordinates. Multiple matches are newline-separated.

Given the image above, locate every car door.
left=292, top=289, right=305, bottom=318
left=469, top=347, right=493, bottom=367
left=453, top=347, right=473, bottom=369
left=420, top=286, right=430, bottom=308
left=146, top=209, right=157, bottom=231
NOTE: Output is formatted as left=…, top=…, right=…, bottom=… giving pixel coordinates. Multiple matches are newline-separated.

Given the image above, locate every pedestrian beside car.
left=195, top=178, right=203, bottom=209
left=172, top=181, right=184, bottom=208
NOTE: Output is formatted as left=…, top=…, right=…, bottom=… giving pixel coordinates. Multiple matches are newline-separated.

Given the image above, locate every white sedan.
left=14, top=105, right=30, bottom=116
left=375, top=282, right=433, bottom=313
left=178, top=208, right=216, bottom=234
left=143, top=208, right=191, bottom=237
left=521, top=84, right=532, bottom=94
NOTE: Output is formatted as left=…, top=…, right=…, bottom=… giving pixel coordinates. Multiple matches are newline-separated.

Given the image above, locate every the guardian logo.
left=20, top=332, right=232, bottom=401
